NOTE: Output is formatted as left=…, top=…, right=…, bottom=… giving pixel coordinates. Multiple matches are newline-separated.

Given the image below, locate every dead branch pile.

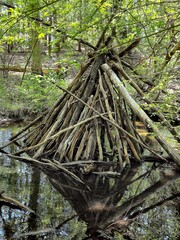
left=8, top=43, right=179, bottom=167
left=25, top=57, right=143, bottom=166
left=2, top=39, right=180, bottom=238
left=12, top=57, right=143, bottom=166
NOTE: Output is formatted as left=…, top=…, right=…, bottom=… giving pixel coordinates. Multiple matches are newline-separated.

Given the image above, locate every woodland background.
left=0, top=0, right=179, bottom=239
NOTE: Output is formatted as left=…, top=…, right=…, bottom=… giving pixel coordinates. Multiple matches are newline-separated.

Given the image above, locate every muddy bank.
left=0, top=115, right=23, bottom=127
left=0, top=109, right=39, bottom=127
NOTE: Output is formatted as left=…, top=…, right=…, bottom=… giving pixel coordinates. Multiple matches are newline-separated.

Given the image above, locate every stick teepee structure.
left=1, top=37, right=180, bottom=239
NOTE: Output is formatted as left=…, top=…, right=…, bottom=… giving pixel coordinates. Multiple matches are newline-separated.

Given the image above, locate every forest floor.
left=0, top=50, right=179, bottom=126
left=0, top=50, right=85, bottom=126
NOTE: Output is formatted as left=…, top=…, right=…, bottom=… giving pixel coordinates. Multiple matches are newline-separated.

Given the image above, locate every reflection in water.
left=0, top=126, right=179, bottom=239
left=0, top=127, right=86, bottom=240
left=27, top=168, right=40, bottom=240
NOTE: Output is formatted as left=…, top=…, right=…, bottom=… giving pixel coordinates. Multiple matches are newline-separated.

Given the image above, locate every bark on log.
left=110, top=60, right=180, bottom=143
left=101, top=63, right=180, bottom=167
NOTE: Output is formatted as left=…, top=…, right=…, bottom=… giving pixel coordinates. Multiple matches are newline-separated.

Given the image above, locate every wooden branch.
left=33, top=102, right=70, bottom=159
left=122, top=138, right=130, bottom=164
left=98, top=70, right=124, bottom=165
left=142, top=155, right=173, bottom=163
left=110, top=61, right=144, bottom=96
left=111, top=60, right=180, bottom=143
left=101, top=63, right=180, bottom=167
left=3, top=111, right=46, bottom=142
left=119, top=38, right=141, bottom=57
left=93, top=171, right=121, bottom=177
left=121, top=60, right=154, bottom=86
left=94, top=118, right=103, bottom=160
left=148, top=41, right=180, bottom=101
left=63, top=92, right=99, bottom=160
left=1, top=125, right=45, bottom=157
left=0, top=1, right=15, bottom=8
left=95, top=15, right=116, bottom=49
left=16, top=228, right=55, bottom=239
left=160, top=41, right=180, bottom=73
left=0, top=190, right=5, bottom=195
left=60, top=160, right=116, bottom=166
left=74, top=127, right=89, bottom=161
left=13, top=114, right=108, bottom=156
left=56, top=84, right=168, bottom=161
left=126, top=137, right=141, bottom=161
left=83, top=127, right=96, bottom=160
left=6, top=153, right=91, bottom=191
left=7, top=153, right=56, bottom=168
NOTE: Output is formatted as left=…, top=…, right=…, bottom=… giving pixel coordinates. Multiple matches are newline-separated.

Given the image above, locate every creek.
left=0, top=126, right=86, bottom=240
left=0, top=125, right=179, bottom=240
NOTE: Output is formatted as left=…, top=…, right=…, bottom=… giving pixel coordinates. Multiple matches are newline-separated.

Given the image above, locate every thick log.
left=110, top=60, right=180, bottom=143
left=101, top=63, right=180, bottom=167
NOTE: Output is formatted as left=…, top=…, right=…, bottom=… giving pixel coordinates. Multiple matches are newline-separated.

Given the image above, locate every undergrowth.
left=0, top=72, right=67, bottom=119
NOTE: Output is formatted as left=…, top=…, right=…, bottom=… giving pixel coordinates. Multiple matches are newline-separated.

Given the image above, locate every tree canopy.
left=0, top=0, right=179, bottom=116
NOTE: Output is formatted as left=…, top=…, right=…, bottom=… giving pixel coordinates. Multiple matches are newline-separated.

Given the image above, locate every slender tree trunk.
left=29, top=1, right=43, bottom=75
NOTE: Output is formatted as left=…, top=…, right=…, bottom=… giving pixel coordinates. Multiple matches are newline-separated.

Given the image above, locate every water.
left=0, top=126, right=179, bottom=240
left=0, top=127, right=86, bottom=240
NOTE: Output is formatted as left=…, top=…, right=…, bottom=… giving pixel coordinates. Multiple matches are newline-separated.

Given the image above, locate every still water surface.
left=0, top=126, right=86, bottom=240
left=0, top=125, right=179, bottom=240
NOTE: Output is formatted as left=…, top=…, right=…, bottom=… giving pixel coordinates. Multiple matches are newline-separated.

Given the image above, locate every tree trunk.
left=29, top=1, right=43, bottom=75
